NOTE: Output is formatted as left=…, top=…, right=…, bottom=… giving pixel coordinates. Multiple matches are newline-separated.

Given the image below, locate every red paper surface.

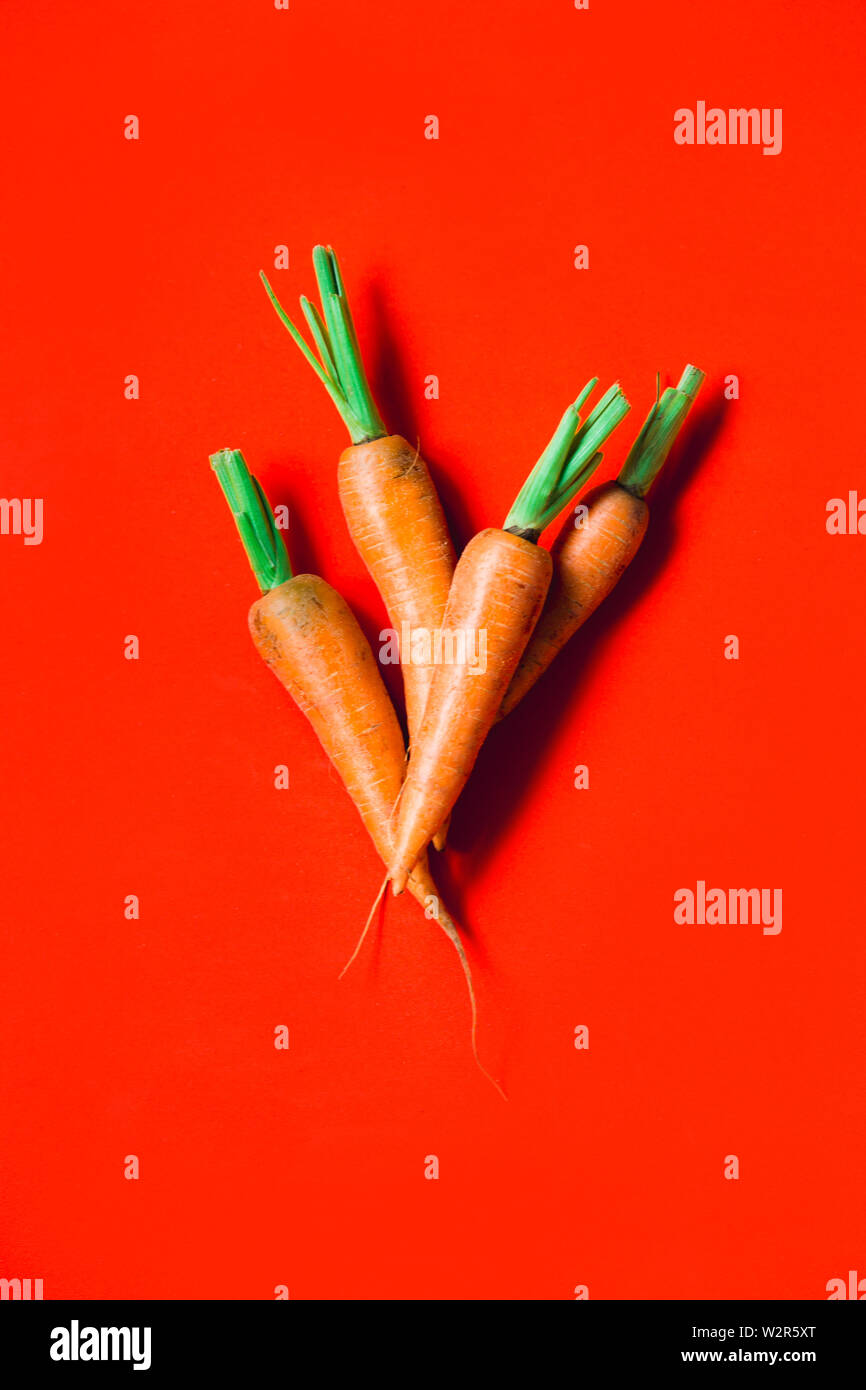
left=1, top=0, right=864, bottom=1300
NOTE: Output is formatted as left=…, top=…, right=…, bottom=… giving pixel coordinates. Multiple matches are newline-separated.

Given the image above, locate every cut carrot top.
left=210, top=448, right=291, bottom=593
left=260, top=247, right=387, bottom=446
left=617, top=364, right=705, bottom=498
left=504, top=380, right=631, bottom=538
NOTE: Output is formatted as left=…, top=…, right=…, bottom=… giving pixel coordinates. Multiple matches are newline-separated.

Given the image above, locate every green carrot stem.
left=210, top=448, right=292, bottom=593
left=300, top=296, right=339, bottom=384
left=504, top=380, right=631, bottom=536
left=544, top=449, right=604, bottom=519
left=260, top=245, right=387, bottom=446
left=617, top=364, right=705, bottom=498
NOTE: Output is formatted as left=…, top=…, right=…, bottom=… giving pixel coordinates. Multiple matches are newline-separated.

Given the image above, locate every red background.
left=1, top=0, right=864, bottom=1300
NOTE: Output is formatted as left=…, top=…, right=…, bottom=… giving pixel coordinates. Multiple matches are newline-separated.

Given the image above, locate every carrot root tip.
left=339, top=872, right=389, bottom=977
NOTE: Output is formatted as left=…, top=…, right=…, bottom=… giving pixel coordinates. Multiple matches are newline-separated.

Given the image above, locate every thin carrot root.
left=339, top=863, right=505, bottom=1097
left=387, top=773, right=409, bottom=836
left=428, top=904, right=507, bottom=1101
left=339, top=872, right=390, bottom=979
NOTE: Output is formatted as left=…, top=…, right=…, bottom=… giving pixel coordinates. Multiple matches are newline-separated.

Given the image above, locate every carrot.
left=500, top=365, right=705, bottom=719
left=210, top=448, right=502, bottom=1095
left=260, top=248, right=455, bottom=851
left=388, top=379, right=631, bottom=893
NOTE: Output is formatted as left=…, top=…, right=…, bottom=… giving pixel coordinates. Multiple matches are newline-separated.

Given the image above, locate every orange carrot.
left=389, top=529, right=552, bottom=893
left=388, top=380, right=631, bottom=893
left=338, top=435, right=455, bottom=756
left=260, top=248, right=455, bottom=851
left=500, top=365, right=705, bottom=719
left=210, top=448, right=502, bottom=1095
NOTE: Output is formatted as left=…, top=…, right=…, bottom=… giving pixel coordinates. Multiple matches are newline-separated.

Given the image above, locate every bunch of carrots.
left=211, top=246, right=705, bottom=1096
